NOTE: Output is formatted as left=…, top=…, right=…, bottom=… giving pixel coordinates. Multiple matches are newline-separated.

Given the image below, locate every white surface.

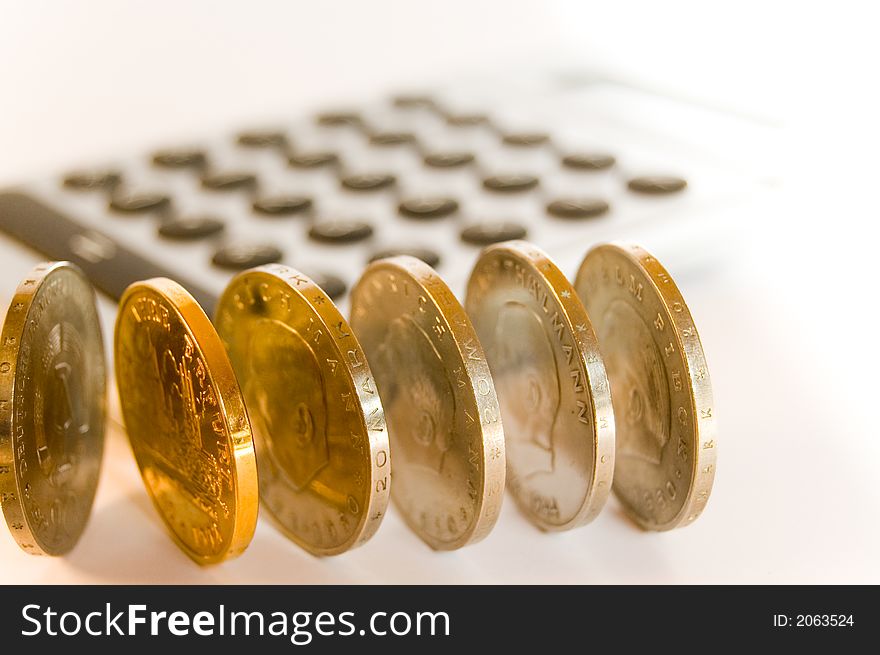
left=1, top=1, right=879, bottom=584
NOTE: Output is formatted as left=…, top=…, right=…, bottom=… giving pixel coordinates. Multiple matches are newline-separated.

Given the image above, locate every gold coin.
left=0, top=262, right=106, bottom=555
left=351, top=256, right=505, bottom=550
left=114, top=278, right=258, bottom=564
left=466, top=241, right=614, bottom=531
left=574, top=243, right=716, bottom=530
left=215, top=265, right=390, bottom=555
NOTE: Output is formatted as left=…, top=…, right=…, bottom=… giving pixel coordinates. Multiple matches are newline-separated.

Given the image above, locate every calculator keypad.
left=3, top=75, right=757, bottom=321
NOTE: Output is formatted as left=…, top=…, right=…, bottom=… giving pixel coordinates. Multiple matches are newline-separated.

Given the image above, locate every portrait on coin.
left=244, top=318, right=330, bottom=491
left=489, top=301, right=560, bottom=477
left=602, top=301, right=670, bottom=464
left=374, top=316, right=455, bottom=477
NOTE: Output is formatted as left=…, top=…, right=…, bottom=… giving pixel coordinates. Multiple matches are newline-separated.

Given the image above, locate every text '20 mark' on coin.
left=215, top=265, right=391, bottom=555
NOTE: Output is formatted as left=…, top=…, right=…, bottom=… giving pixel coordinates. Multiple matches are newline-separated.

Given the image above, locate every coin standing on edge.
left=115, top=278, right=258, bottom=564
left=215, top=265, right=391, bottom=556
left=0, top=261, right=106, bottom=555
left=466, top=241, right=615, bottom=531
left=574, top=243, right=716, bottom=530
left=351, top=256, right=505, bottom=550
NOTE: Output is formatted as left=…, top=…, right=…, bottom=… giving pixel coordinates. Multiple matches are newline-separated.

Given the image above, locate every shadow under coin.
left=222, top=526, right=367, bottom=584
left=608, top=499, right=654, bottom=534
left=65, top=491, right=214, bottom=583
left=67, top=490, right=383, bottom=583
left=589, top=498, right=675, bottom=581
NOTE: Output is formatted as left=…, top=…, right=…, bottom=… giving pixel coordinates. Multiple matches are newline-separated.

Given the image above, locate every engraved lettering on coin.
left=215, top=265, right=390, bottom=555
left=574, top=243, right=716, bottom=530
left=351, top=256, right=505, bottom=550
left=466, top=242, right=614, bottom=531
left=0, top=262, right=106, bottom=556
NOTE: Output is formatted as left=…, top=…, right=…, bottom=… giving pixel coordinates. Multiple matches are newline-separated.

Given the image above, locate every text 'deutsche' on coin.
left=0, top=261, right=106, bottom=556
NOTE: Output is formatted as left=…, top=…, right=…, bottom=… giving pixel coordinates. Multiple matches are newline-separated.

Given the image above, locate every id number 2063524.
left=773, top=615, right=854, bottom=628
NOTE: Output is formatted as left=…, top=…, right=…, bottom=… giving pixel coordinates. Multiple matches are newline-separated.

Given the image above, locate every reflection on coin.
left=216, top=265, right=390, bottom=555
left=574, top=243, right=716, bottom=530
left=466, top=242, right=614, bottom=531
left=0, top=262, right=106, bottom=555
left=351, top=256, right=505, bottom=550
left=115, top=278, right=258, bottom=563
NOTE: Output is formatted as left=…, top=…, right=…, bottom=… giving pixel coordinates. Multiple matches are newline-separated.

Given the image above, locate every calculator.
left=0, top=71, right=768, bottom=317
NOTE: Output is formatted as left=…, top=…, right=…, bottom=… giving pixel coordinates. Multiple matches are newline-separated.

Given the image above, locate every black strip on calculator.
left=0, top=192, right=218, bottom=315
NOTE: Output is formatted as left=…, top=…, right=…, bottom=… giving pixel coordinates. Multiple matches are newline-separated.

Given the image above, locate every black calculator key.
left=627, top=175, right=688, bottom=194
left=306, top=272, right=347, bottom=299
left=547, top=198, right=610, bottom=219
left=158, top=216, right=225, bottom=240
left=309, top=220, right=374, bottom=244
left=423, top=151, right=474, bottom=168
left=237, top=130, right=287, bottom=147
left=63, top=171, right=121, bottom=190
left=502, top=132, right=550, bottom=147
left=316, top=111, right=362, bottom=127
left=460, top=222, right=527, bottom=245
left=109, top=192, right=170, bottom=213
left=392, top=94, right=434, bottom=109
left=340, top=173, right=395, bottom=191
left=446, top=113, right=489, bottom=126
left=253, top=195, right=312, bottom=216
left=369, top=131, right=416, bottom=146
left=152, top=148, right=206, bottom=169
left=483, top=174, right=539, bottom=193
left=201, top=171, right=257, bottom=191
left=369, top=247, right=440, bottom=268
left=289, top=151, right=338, bottom=168
left=562, top=153, right=616, bottom=170
left=212, top=243, right=283, bottom=269
left=398, top=197, right=458, bottom=220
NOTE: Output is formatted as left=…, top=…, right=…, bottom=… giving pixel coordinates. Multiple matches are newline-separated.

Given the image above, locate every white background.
left=0, top=1, right=878, bottom=583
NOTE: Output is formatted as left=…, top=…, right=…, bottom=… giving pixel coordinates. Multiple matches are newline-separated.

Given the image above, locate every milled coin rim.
left=215, top=264, right=391, bottom=556
left=114, top=277, right=258, bottom=564
left=351, top=256, right=506, bottom=550
left=574, top=242, right=717, bottom=531
left=466, top=240, right=616, bottom=531
left=0, top=261, right=106, bottom=556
